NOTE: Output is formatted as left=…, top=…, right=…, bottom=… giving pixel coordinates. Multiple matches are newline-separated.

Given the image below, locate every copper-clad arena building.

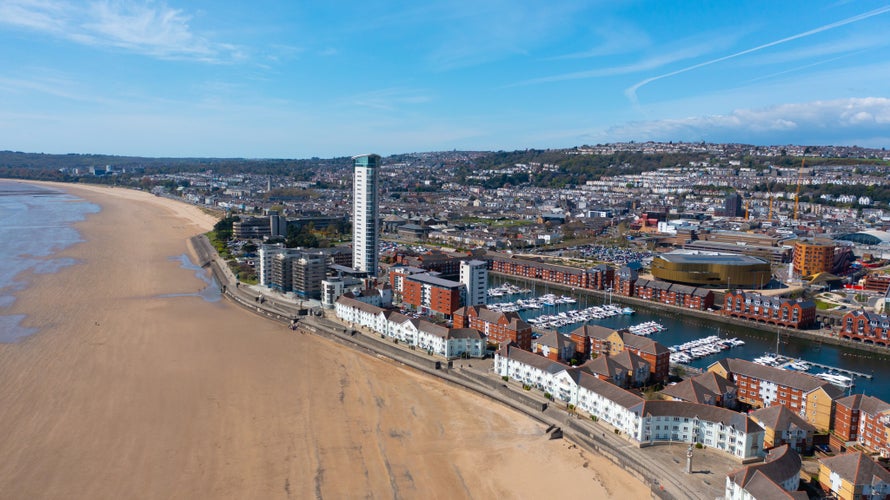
left=650, top=253, right=772, bottom=288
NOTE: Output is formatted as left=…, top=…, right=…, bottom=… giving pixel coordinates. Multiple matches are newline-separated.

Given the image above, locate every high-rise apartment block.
left=460, top=259, right=488, bottom=306
left=257, top=244, right=326, bottom=299
left=352, top=154, right=380, bottom=276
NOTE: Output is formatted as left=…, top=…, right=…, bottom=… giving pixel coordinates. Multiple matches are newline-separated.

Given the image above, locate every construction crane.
left=794, top=159, right=804, bottom=221
left=767, top=184, right=774, bottom=222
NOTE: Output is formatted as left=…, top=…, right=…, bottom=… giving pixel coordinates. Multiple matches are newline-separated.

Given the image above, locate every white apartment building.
left=460, top=259, right=488, bottom=306
left=352, top=154, right=380, bottom=276
left=335, top=296, right=484, bottom=359
left=494, top=345, right=764, bottom=460
left=258, top=243, right=285, bottom=286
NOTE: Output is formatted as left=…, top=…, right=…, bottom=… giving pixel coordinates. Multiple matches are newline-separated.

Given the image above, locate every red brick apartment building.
left=401, top=273, right=464, bottom=318
left=453, top=305, right=532, bottom=350
left=569, top=324, right=670, bottom=384
left=587, top=264, right=614, bottom=291
left=834, top=395, right=890, bottom=457
left=840, top=310, right=890, bottom=346
left=723, top=291, right=816, bottom=329
left=486, top=254, right=589, bottom=288
left=708, top=358, right=839, bottom=431
left=633, top=279, right=715, bottom=311
left=614, top=266, right=638, bottom=297
left=393, top=249, right=467, bottom=277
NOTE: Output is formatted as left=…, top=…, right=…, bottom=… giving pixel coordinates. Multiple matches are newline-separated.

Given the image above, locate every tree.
left=213, top=216, right=239, bottom=242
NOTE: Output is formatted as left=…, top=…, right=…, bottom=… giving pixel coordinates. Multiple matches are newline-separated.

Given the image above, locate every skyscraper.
left=352, top=154, right=380, bottom=276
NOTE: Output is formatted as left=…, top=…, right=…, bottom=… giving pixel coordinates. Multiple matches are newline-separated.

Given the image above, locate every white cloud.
left=0, top=0, right=242, bottom=62
left=594, top=97, right=890, bottom=146
left=625, top=5, right=890, bottom=104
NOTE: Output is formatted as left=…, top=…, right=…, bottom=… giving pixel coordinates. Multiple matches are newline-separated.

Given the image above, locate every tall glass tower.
left=352, top=154, right=380, bottom=276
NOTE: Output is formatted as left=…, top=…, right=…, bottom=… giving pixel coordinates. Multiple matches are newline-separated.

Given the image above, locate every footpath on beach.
left=190, top=234, right=740, bottom=500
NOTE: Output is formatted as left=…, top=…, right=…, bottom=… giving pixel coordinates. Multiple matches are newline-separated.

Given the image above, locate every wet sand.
left=0, top=182, right=650, bottom=499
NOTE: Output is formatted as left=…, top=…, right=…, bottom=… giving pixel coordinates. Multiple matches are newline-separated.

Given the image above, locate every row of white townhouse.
left=335, top=296, right=485, bottom=359
left=495, top=345, right=765, bottom=461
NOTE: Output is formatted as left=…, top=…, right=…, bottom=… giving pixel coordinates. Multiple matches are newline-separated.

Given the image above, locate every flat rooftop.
left=656, top=253, right=768, bottom=265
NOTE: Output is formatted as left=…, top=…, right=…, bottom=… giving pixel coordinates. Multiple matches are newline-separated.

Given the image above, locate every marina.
left=488, top=276, right=890, bottom=401
left=752, top=353, right=868, bottom=390
left=669, top=335, right=746, bottom=364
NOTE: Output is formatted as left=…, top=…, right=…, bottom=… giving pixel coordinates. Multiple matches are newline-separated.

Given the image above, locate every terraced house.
left=839, top=310, right=890, bottom=346
left=334, top=296, right=484, bottom=359
left=722, top=291, right=816, bottom=329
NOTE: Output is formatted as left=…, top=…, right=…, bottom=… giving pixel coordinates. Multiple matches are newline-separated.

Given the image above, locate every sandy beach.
left=0, top=182, right=650, bottom=499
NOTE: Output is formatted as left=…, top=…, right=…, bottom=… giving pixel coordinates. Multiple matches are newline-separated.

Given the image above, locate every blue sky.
left=1, top=1, right=889, bottom=158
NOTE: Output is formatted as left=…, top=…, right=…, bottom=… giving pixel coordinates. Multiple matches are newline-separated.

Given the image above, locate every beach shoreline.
left=0, top=181, right=649, bottom=499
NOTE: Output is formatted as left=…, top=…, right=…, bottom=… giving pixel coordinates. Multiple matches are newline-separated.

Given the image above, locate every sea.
left=0, top=182, right=99, bottom=342
left=489, top=278, right=890, bottom=402
left=0, top=181, right=218, bottom=343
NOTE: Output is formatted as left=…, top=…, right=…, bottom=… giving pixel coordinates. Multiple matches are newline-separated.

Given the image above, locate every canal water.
left=489, top=281, right=890, bottom=401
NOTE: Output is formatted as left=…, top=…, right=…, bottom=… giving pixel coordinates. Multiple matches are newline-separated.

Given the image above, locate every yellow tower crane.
left=767, top=186, right=773, bottom=222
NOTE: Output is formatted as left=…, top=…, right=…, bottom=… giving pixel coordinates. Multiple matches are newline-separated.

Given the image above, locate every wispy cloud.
left=0, top=0, right=243, bottom=62
left=340, top=88, right=433, bottom=111
left=625, top=5, right=890, bottom=105
left=0, top=73, right=120, bottom=105
left=550, top=22, right=651, bottom=60
left=596, top=97, right=890, bottom=146
left=741, top=33, right=890, bottom=66
left=513, top=32, right=737, bottom=87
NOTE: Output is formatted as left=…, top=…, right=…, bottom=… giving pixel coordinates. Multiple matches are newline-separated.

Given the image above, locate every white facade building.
left=258, top=243, right=285, bottom=286
left=321, top=278, right=345, bottom=309
left=352, top=154, right=380, bottom=276
left=494, top=345, right=764, bottom=460
left=334, top=296, right=484, bottom=359
left=460, top=259, right=488, bottom=306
